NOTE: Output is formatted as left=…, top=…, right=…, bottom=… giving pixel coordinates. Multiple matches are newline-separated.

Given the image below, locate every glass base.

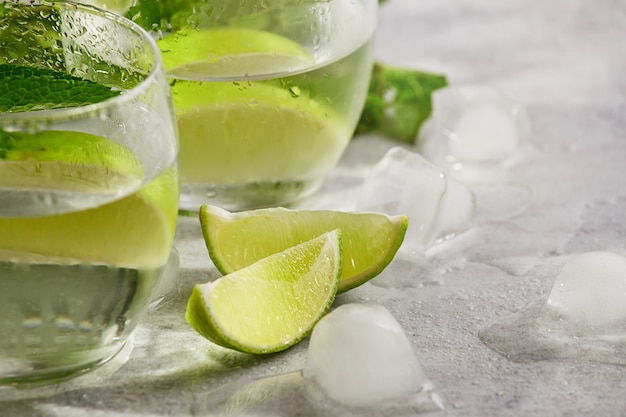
left=0, top=248, right=179, bottom=389
left=0, top=341, right=128, bottom=388
left=178, top=177, right=324, bottom=214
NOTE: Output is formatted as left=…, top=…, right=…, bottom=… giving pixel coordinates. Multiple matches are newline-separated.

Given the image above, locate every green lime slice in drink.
left=0, top=129, right=144, bottom=192
left=199, top=204, right=408, bottom=292
left=186, top=230, right=342, bottom=354
left=157, top=27, right=313, bottom=78
left=159, top=27, right=348, bottom=186
left=0, top=65, right=178, bottom=269
left=0, top=165, right=178, bottom=270
left=172, top=79, right=348, bottom=184
left=0, top=131, right=178, bottom=269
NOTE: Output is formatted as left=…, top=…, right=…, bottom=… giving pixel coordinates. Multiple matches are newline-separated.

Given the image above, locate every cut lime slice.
left=186, top=230, right=342, bottom=354
left=173, top=80, right=348, bottom=184
left=199, top=205, right=408, bottom=292
left=0, top=129, right=144, bottom=192
left=0, top=166, right=178, bottom=269
left=0, top=130, right=178, bottom=269
left=158, top=27, right=348, bottom=186
left=157, top=27, right=313, bottom=78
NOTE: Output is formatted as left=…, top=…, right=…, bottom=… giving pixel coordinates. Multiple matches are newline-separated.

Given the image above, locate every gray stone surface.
left=2, top=0, right=626, bottom=415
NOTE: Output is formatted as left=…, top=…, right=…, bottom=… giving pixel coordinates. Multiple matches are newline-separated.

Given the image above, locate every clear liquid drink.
left=153, top=0, right=377, bottom=212
left=0, top=0, right=179, bottom=384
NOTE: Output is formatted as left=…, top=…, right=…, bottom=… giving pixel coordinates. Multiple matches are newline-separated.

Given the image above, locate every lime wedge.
left=186, top=230, right=342, bottom=354
left=157, top=27, right=313, bottom=78
left=199, top=205, right=408, bottom=292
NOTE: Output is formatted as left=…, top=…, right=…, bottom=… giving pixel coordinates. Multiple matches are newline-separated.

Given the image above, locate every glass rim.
left=0, top=0, right=165, bottom=123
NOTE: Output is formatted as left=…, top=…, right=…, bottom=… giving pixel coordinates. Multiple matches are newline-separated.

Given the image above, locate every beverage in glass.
left=0, top=0, right=179, bottom=385
left=139, top=0, right=377, bottom=211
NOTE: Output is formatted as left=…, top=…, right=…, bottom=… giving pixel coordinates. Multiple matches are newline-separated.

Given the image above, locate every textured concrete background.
left=2, top=0, right=626, bottom=415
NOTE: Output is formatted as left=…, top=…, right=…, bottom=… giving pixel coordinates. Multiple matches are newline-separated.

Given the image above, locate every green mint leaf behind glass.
left=355, top=62, right=448, bottom=143
left=0, top=64, right=121, bottom=113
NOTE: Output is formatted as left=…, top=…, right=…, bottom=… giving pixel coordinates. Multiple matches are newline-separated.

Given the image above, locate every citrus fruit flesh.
left=157, top=27, right=313, bottom=79
left=186, top=230, right=342, bottom=354
left=199, top=204, right=408, bottom=292
left=0, top=129, right=143, bottom=194
left=0, top=130, right=178, bottom=269
left=172, top=79, right=348, bottom=184
left=158, top=27, right=350, bottom=186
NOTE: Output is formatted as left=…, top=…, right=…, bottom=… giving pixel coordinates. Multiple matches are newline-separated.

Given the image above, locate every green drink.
left=0, top=146, right=178, bottom=384
left=152, top=0, right=377, bottom=211
left=0, top=0, right=178, bottom=384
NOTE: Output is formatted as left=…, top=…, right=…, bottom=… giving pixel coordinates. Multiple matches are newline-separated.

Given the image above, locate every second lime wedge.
left=199, top=205, right=408, bottom=292
left=186, top=230, right=342, bottom=354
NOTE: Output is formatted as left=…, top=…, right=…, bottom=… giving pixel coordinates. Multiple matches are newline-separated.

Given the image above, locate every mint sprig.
left=355, top=62, right=448, bottom=143
left=0, top=64, right=121, bottom=113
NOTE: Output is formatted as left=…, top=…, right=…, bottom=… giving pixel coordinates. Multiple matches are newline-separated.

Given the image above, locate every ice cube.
left=538, top=251, right=626, bottom=334
left=303, top=304, right=437, bottom=407
left=357, top=147, right=475, bottom=254
left=434, top=178, right=476, bottom=242
left=418, top=85, right=530, bottom=165
left=479, top=251, right=626, bottom=365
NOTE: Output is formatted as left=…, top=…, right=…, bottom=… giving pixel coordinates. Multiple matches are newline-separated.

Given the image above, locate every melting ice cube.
left=538, top=251, right=626, bottom=334
left=479, top=251, right=626, bottom=365
left=303, top=304, right=442, bottom=410
left=418, top=85, right=530, bottom=167
left=357, top=147, right=475, bottom=254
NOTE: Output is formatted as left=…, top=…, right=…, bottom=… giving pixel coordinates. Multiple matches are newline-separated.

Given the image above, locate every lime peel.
left=157, top=27, right=313, bottom=77
left=199, top=204, right=408, bottom=293
left=186, top=230, right=342, bottom=354
left=0, top=130, right=177, bottom=269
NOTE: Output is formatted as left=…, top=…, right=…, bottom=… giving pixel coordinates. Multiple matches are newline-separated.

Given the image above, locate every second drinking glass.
left=138, top=0, right=377, bottom=212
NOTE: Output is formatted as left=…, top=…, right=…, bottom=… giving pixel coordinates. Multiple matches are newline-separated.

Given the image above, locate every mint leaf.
left=0, top=129, right=14, bottom=159
left=126, top=0, right=254, bottom=32
left=355, top=62, right=448, bottom=143
left=0, top=64, right=121, bottom=113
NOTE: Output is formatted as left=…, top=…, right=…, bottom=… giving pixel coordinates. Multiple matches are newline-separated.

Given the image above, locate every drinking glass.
left=131, top=0, right=377, bottom=212
left=0, top=0, right=179, bottom=385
